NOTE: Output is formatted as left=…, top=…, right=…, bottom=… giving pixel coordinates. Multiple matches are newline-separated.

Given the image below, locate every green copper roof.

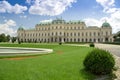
left=102, top=22, right=111, bottom=28
left=18, top=27, right=24, bottom=30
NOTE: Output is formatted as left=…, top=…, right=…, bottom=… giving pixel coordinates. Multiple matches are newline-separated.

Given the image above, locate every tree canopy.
left=0, top=33, right=10, bottom=42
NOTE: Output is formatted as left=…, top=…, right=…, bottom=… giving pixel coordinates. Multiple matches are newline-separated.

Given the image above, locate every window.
left=94, top=32, right=96, bottom=36
left=52, top=32, right=54, bottom=36
left=48, top=33, right=50, bottom=36
left=98, top=32, right=100, bottom=36
left=86, top=32, right=87, bottom=36
left=89, top=39, right=92, bottom=42
left=25, top=34, right=26, bottom=37
left=60, top=26, right=62, bottom=29
left=90, top=32, right=91, bottom=36
left=67, top=38, right=69, bottom=42
left=74, top=38, right=76, bottom=42
left=82, top=32, right=84, bottom=36
left=94, top=39, right=96, bottom=42
left=60, top=32, right=62, bottom=35
left=67, top=27, right=69, bottom=30
left=78, top=38, right=80, bottom=42
left=74, top=33, right=76, bottom=36
left=106, top=32, right=108, bottom=35
left=78, top=33, right=80, bottom=36
left=82, top=39, right=84, bottom=42
left=64, top=32, right=66, bottom=36
left=56, top=32, right=57, bottom=36
left=86, top=39, right=87, bottom=42
left=74, top=27, right=76, bottom=30
left=70, top=38, right=72, bottom=42
left=67, top=33, right=69, bottom=36
left=48, top=27, right=50, bottom=30
left=71, top=33, right=72, bottom=36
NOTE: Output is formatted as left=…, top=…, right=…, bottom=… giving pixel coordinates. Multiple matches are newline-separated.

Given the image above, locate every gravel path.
left=95, top=43, right=120, bottom=80
left=95, top=43, right=120, bottom=57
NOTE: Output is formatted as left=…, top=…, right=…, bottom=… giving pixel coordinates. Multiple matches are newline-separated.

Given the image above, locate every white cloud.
left=96, top=0, right=115, bottom=13
left=28, top=0, right=76, bottom=16
left=0, top=1, right=27, bottom=14
left=40, top=19, right=52, bottom=23
left=94, top=0, right=120, bottom=33
left=0, top=20, right=17, bottom=36
left=96, top=0, right=115, bottom=9
left=84, top=18, right=102, bottom=27
left=84, top=14, right=120, bottom=33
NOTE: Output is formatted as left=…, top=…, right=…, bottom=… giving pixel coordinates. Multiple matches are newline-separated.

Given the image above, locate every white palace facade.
left=17, top=18, right=113, bottom=43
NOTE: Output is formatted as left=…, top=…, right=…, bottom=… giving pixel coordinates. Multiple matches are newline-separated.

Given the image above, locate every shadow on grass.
left=79, top=69, right=96, bottom=80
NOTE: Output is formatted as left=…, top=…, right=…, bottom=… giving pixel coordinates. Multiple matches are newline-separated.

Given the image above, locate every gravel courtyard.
left=95, top=43, right=120, bottom=80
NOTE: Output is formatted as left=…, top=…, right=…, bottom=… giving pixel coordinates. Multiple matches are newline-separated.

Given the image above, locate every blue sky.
left=0, top=0, right=120, bottom=36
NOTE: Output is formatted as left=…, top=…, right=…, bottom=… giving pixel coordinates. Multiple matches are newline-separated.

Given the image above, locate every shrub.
left=89, top=43, right=95, bottom=47
left=83, top=48, right=115, bottom=75
left=18, top=41, right=21, bottom=44
left=59, top=42, right=62, bottom=45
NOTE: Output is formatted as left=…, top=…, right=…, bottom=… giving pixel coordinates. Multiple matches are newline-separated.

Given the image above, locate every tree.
left=11, top=37, right=17, bottom=43
left=113, top=31, right=120, bottom=42
left=0, top=33, right=6, bottom=42
left=6, top=35, right=10, bottom=42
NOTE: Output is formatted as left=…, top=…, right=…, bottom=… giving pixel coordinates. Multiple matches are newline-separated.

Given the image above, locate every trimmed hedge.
left=89, top=43, right=95, bottom=47
left=83, top=48, right=115, bottom=75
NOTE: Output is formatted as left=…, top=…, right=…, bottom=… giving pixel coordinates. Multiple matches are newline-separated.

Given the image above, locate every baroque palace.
left=17, top=18, right=113, bottom=43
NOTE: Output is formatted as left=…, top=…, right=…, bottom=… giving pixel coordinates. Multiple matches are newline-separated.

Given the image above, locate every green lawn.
left=0, top=43, right=96, bottom=80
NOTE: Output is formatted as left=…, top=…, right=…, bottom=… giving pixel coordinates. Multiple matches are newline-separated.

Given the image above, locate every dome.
left=102, top=22, right=111, bottom=28
left=18, top=27, right=24, bottom=30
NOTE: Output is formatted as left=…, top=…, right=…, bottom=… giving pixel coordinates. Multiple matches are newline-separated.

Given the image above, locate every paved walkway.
left=95, top=43, right=120, bottom=80
left=95, top=43, right=120, bottom=57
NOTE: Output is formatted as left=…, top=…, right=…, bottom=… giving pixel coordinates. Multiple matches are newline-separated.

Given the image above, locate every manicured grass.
left=0, top=43, right=96, bottom=80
